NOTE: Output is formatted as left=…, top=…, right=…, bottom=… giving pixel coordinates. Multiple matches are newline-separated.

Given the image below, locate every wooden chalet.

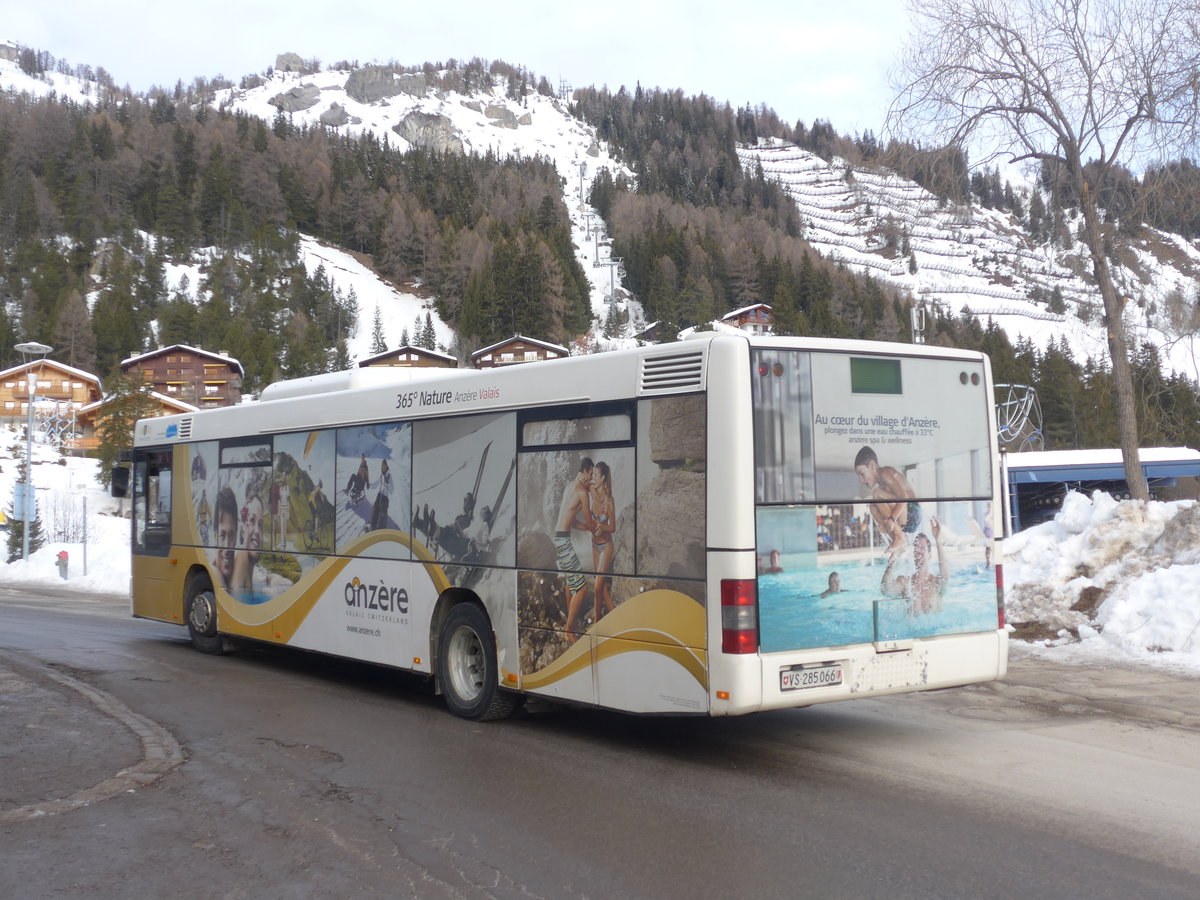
left=358, top=345, right=458, bottom=369
left=470, top=335, right=570, bottom=369
left=75, top=392, right=199, bottom=453
left=120, top=345, right=244, bottom=408
left=0, top=359, right=102, bottom=449
left=721, top=303, right=773, bottom=335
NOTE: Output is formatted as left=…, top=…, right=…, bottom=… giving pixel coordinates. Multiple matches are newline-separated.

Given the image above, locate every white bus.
left=122, top=334, right=1007, bottom=720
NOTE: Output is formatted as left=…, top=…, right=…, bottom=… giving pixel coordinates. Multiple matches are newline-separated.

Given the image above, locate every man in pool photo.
left=854, top=445, right=920, bottom=554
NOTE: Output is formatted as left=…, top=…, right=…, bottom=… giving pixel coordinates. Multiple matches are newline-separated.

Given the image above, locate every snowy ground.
left=1004, top=490, right=1200, bottom=673
left=0, top=426, right=129, bottom=595
left=2, top=426, right=1197, bottom=675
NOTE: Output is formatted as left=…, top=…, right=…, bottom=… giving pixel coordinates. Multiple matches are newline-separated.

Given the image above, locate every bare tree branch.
left=887, top=0, right=1200, bottom=499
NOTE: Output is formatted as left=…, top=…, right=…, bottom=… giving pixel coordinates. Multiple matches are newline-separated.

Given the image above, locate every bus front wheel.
left=185, top=587, right=224, bottom=655
left=437, top=603, right=518, bottom=721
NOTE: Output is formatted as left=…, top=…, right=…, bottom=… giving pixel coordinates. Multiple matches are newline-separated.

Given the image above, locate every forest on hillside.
left=2, top=51, right=1200, bottom=450
left=0, top=85, right=590, bottom=389
left=571, top=83, right=1200, bottom=450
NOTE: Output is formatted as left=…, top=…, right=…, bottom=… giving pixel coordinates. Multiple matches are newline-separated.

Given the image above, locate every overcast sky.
left=6, top=1, right=911, bottom=134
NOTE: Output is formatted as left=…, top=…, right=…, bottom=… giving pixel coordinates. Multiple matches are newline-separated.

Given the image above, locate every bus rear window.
left=850, top=357, right=902, bottom=394
left=753, top=350, right=992, bottom=504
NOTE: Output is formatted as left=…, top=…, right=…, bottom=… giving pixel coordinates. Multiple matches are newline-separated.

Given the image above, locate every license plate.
left=780, top=663, right=844, bottom=691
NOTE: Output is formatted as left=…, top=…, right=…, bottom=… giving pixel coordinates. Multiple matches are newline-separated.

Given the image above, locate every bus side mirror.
left=111, top=466, right=130, bottom=498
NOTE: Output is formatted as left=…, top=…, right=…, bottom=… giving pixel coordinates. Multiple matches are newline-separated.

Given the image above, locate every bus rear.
left=707, top=337, right=1007, bottom=715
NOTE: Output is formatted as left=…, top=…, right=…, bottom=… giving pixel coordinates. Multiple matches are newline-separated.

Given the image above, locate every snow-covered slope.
left=0, top=47, right=638, bottom=357
left=219, top=69, right=1200, bottom=375
left=5, top=43, right=1200, bottom=376
left=740, top=138, right=1200, bottom=380
left=216, top=65, right=636, bottom=347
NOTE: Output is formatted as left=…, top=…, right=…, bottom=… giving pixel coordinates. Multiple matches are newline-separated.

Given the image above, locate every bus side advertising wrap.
left=128, top=336, right=1005, bottom=720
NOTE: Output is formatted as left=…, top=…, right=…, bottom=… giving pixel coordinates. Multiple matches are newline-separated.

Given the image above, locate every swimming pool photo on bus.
left=756, top=500, right=998, bottom=651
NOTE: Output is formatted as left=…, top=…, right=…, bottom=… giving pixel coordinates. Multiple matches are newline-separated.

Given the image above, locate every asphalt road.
left=2, top=587, right=1199, bottom=899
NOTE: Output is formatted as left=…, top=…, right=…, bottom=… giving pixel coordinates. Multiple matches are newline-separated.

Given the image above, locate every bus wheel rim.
left=190, top=593, right=215, bottom=633
left=447, top=625, right=485, bottom=701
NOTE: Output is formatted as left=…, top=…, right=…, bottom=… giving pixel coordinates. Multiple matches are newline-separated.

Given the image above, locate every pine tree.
left=370, top=307, right=387, bottom=354
left=1047, top=286, right=1066, bottom=315
left=7, top=459, right=47, bottom=563
left=604, top=300, right=621, bottom=338
left=94, top=372, right=162, bottom=488
left=55, top=289, right=97, bottom=371
left=341, top=287, right=359, bottom=340
left=421, top=312, right=436, bottom=349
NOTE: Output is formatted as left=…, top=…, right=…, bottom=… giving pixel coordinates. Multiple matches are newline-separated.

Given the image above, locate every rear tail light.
left=995, top=563, right=1006, bottom=629
left=721, top=578, right=758, bottom=654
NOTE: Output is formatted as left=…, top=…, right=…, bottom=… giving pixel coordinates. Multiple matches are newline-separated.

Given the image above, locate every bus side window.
left=134, top=449, right=173, bottom=556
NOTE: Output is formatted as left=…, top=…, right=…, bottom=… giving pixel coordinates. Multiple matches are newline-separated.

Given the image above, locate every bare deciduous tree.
left=888, top=0, right=1200, bottom=499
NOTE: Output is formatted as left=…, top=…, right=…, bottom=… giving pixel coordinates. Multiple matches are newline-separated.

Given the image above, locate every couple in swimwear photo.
left=554, top=457, right=617, bottom=640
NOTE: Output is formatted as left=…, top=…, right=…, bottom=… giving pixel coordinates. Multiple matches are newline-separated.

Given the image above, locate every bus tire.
left=185, top=586, right=224, bottom=655
left=437, top=603, right=518, bottom=721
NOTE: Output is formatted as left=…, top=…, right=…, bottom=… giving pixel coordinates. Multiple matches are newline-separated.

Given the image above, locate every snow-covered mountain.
left=5, top=43, right=1200, bottom=381
left=215, top=61, right=635, bottom=354
left=185, top=58, right=1200, bottom=379
left=739, top=139, right=1200, bottom=379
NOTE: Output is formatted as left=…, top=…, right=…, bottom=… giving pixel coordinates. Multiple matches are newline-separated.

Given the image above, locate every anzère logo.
left=344, top=576, right=409, bottom=614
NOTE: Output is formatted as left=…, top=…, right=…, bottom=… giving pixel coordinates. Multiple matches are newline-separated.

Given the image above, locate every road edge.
left=0, top=651, right=185, bottom=823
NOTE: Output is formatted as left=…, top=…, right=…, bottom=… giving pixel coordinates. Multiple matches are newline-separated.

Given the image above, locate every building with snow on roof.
left=470, top=335, right=569, bottom=368
left=720, top=304, right=773, bottom=335
left=120, top=345, right=244, bottom=408
left=358, top=345, right=458, bottom=369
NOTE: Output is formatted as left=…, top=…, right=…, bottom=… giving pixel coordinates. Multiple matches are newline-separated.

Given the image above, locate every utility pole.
left=599, top=258, right=624, bottom=333
left=15, top=341, right=53, bottom=562
left=910, top=301, right=927, bottom=345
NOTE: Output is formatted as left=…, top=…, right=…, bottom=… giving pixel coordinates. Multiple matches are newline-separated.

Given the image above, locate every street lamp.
left=15, top=341, right=53, bottom=562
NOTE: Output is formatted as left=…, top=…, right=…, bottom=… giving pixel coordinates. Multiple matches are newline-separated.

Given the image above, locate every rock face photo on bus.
left=411, top=412, right=516, bottom=585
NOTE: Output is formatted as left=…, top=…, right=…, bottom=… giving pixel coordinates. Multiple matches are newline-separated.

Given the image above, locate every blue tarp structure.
left=1004, top=448, right=1200, bottom=531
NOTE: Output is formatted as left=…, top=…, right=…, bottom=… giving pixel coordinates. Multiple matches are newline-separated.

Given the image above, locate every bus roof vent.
left=176, top=417, right=193, bottom=441
left=639, top=348, right=706, bottom=394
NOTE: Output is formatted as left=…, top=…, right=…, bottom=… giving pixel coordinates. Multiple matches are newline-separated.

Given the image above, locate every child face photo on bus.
left=212, top=484, right=238, bottom=589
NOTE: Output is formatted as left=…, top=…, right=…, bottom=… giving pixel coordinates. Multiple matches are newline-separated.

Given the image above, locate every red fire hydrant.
left=56, top=550, right=69, bottom=579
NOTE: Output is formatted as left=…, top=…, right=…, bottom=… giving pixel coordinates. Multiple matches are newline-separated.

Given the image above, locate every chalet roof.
left=78, top=390, right=199, bottom=417
left=358, top=344, right=458, bottom=366
left=0, top=358, right=102, bottom=385
left=470, top=334, right=571, bottom=359
left=721, top=303, right=773, bottom=320
left=120, top=344, right=245, bottom=377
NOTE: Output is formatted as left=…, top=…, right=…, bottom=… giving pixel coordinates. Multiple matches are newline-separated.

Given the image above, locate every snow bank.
left=0, top=426, right=129, bottom=596
left=1005, top=490, right=1200, bottom=670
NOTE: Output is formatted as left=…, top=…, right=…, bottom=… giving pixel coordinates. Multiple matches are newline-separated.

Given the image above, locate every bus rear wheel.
left=438, top=603, right=519, bottom=721
left=185, top=587, right=224, bottom=655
